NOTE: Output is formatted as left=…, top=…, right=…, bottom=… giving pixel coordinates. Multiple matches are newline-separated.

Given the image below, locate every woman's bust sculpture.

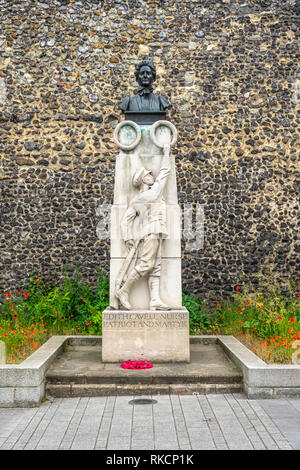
left=120, top=60, right=170, bottom=113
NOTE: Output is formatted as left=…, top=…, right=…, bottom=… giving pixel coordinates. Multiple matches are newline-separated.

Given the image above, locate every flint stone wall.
left=0, top=0, right=299, bottom=298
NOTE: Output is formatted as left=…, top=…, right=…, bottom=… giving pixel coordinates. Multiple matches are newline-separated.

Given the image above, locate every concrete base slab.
left=45, top=340, right=243, bottom=397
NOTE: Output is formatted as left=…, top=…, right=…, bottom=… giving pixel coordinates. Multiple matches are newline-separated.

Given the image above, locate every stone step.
left=46, top=382, right=243, bottom=398
left=46, top=372, right=242, bottom=385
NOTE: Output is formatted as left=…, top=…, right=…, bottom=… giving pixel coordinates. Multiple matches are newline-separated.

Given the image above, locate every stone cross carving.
left=0, top=340, right=5, bottom=364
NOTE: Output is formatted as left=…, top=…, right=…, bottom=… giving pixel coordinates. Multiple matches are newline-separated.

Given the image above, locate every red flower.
left=277, top=316, right=282, bottom=320
left=82, top=298, right=86, bottom=302
left=70, top=314, right=74, bottom=318
left=17, top=290, right=22, bottom=294
left=13, top=314, right=17, bottom=319
left=85, top=322, right=89, bottom=326
left=297, top=292, right=300, bottom=297
left=290, top=318, right=296, bottom=323
left=3, top=334, right=8, bottom=338
left=36, top=279, right=40, bottom=283
left=215, top=302, right=219, bottom=307
left=236, top=286, right=240, bottom=291
left=24, top=292, right=30, bottom=298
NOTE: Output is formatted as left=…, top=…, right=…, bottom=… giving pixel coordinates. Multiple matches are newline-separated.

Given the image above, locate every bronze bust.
left=120, top=60, right=170, bottom=114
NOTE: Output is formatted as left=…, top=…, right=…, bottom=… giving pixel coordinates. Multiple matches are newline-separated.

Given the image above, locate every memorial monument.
left=101, top=60, right=190, bottom=362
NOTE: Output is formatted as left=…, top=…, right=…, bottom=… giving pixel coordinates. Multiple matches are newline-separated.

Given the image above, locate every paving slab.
left=0, top=394, right=299, bottom=450
left=257, top=399, right=300, bottom=450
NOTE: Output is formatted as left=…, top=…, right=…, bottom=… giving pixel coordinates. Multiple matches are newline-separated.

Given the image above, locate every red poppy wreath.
left=121, top=360, right=153, bottom=370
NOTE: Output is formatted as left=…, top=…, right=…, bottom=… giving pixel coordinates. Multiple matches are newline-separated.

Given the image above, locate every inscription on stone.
left=103, top=311, right=189, bottom=329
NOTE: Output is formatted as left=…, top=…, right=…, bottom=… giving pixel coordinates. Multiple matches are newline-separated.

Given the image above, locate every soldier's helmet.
left=132, top=167, right=152, bottom=188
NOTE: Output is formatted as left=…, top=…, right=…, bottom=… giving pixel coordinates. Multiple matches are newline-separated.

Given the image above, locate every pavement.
left=1, top=393, right=300, bottom=450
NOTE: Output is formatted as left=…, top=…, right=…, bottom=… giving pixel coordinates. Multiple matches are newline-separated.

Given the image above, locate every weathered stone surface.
left=0, top=0, right=299, bottom=298
left=15, top=157, right=35, bottom=166
left=0, top=387, right=14, bottom=407
left=14, top=384, right=44, bottom=407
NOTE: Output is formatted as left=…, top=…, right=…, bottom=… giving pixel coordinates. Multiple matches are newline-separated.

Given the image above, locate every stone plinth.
left=102, top=308, right=190, bottom=363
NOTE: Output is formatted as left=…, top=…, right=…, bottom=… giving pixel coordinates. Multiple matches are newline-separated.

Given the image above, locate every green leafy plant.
left=182, top=291, right=209, bottom=334
left=0, top=269, right=110, bottom=363
left=210, top=283, right=300, bottom=363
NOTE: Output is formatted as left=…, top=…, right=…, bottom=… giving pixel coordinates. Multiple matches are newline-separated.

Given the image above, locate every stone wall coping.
left=0, top=336, right=67, bottom=387
left=218, top=335, right=300, bottom=389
